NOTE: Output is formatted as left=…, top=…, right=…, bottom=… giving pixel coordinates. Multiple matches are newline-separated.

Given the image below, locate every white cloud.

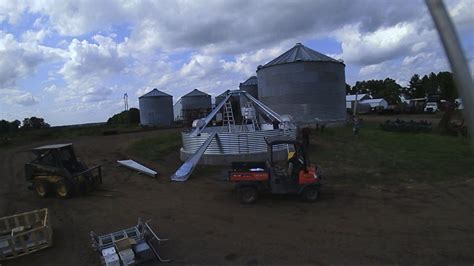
left=0, top=89, right=39, bottom=106
left=0, top=31, right=64, bottom=87
left=81, top=87, right=113, bottom=102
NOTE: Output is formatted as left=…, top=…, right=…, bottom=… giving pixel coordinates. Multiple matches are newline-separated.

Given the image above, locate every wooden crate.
left=0, top=208, right=53, bottom=260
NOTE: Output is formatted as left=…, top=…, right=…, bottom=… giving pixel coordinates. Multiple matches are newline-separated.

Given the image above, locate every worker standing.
left=353, top=116, right=362, bottom=137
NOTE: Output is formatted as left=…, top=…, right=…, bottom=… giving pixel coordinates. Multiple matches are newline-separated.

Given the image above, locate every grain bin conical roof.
left=182, top=89, right=210, bottom=97
left=240, top=76, right=258, bottom=86
left=139, top=88, right=172, bottom=98
left=258, top=43, right=341, bottom=70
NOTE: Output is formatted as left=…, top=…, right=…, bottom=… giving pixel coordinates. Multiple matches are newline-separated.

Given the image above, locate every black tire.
left=34, top=180, right=50, bottom=198
left=302, top=186, right=320, bottom=202
left=239, top=186, right=258, bottom=204
left=55, top=179, right=73, bottom=199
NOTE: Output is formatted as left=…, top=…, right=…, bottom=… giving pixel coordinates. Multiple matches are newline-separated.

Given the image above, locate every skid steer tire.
left=239, top=186, right=258, bottom=204
left=55, top=179, right=73, bottom=199
left=34, top=180, right=50, bottom=198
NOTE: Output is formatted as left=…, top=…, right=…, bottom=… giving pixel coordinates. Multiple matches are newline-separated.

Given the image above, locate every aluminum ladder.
left=222, top=101, right=235, bottom=132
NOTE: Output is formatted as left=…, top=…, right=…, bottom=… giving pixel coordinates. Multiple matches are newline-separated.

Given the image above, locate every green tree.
left=437, top=71, right=457, bottom=100
left=352, top=78, right=402, bottom=104
left=21, top=117, right=50, bottom=130
left=345, top=83, right=353, bottom=94
left=0, top=120, right=9, bottom=134
left=408, top=74, right=424, bottom=98
left=379, top=78, right=402, bottom=105
left=107, top=108, right=140, bottom=124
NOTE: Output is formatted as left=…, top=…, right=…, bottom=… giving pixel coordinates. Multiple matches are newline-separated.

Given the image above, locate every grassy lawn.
left=127, top=130, right=183, bottom=162
left=0, top=123, right=144, bottom=149
left=309, top=122, right=473, bottom=185
left=126, top=122, right=473, bottom=186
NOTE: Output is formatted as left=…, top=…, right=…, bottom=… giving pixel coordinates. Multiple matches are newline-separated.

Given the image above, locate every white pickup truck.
left=424, top=102, right=439, bottom=113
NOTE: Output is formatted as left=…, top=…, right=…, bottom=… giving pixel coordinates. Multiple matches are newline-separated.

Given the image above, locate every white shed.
left=346, top=94, right=371, bottom=109
left=360, top=98, right=388, bottom=109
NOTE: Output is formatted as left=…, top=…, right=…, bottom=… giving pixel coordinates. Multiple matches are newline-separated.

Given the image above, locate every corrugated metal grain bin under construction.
left=256, top=43, right=346, bottom=124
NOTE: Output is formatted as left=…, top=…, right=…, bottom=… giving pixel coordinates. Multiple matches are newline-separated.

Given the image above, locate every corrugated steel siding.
left=139, top=96, right=174, bottom=126
left=239, top=84, right=258, bottom=99
left=257, top=61, right=346, bottom=124
left=181, top=95, right=212, bottom=110
left=182, top=128, right=296, bottom=155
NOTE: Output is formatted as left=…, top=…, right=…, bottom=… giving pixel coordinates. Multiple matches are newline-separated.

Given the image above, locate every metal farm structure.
left=139, top=89, right=174, bottom=126
left=239, top=76, right=258, bottom=99
left=180, top=89, right=212, bottom=125
left=172, top=90, right=296, bottom=181
left=257, top=43, right=347, bottom=125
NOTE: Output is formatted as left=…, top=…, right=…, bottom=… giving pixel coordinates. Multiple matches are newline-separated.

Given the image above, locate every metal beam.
left=241, top=91, right=282, bottom=122
left=426, top=0, right=474, bottom=149
left=190, top=93, right=233, bottom=137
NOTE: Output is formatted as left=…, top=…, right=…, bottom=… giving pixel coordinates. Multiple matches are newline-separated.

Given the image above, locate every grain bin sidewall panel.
left=239, top=84, right=259, bottom=99
left=181, top=95, right=212, bottom=110
left=139, top=96, right=174, bottom=126
left=181, top=128, right=297, bottom=155
left=257, top=61, right=346, bottom=123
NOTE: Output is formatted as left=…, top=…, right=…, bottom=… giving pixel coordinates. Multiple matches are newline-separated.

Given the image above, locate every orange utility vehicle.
left=229, top=136, right=321, bottom=203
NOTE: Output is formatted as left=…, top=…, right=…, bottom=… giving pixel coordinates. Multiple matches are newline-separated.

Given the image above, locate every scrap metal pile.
left=380, top=119, right=432, bottom=133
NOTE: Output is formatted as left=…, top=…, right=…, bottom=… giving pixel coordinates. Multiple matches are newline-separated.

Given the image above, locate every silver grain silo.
left=239, top=76, right=258, bottom=99
left=181, top=89, right=212, bottom=124
left=139, top=88, right=173, bottom=126
left=257, top=43, right=346, bottom=125
left=215, top=90, right=230, bottom=107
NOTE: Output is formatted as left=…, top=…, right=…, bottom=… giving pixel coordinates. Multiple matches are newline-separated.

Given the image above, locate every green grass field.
left=127, top=130, right=183, bottom=161
left=309, top=123, right=473, bottom=185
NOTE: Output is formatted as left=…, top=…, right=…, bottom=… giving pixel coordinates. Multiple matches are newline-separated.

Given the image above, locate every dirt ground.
left=1, top=129, right=474, bottom=265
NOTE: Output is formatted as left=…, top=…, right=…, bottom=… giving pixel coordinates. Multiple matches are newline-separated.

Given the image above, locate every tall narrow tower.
left=124, top=93, right=129, bottom=111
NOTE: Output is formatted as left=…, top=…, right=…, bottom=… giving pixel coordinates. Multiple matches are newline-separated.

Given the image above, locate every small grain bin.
left=139, top=88, right=173, bottom=126
left=181, top=89, right=212, bottom=124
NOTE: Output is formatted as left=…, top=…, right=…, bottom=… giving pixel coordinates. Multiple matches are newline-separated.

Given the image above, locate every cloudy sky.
left=0, top=0, right=473, bottom=126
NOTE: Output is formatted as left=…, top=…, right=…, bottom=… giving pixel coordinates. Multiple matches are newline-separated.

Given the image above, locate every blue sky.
left=0, top=0, right=472, bottom=126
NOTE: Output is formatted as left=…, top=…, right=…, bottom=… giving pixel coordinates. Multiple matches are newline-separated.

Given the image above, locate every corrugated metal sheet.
left=139, top=88, right=172, bottom=98
left=346, top=94, right=370, bottom=101
left=257, top=53, right=346, bottom=124
left=181, top=127, right=296, bottom=155
left=239, top=76, right=258, bottom=99
left=240, top=76, right=258, bottom=86
left=258, top=43, right=342, bottom=70
left=139, top=92, right=174, bottom=126
left=182, top=89, right=210, bottom=97
left=181, top=89, right=212, bottom=111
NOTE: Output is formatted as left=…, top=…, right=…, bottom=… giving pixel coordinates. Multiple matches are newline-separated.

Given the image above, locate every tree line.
left=346, top=71, right=458, bottom=105
left=0, top=117, right=50, bottom=134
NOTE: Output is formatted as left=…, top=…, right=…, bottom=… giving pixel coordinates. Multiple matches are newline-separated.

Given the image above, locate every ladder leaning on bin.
left=222, top=101, right=235, bottom=132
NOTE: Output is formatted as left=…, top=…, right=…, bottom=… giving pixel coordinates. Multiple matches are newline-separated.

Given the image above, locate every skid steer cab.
left=25, top=143, right=102, bottom=198
left=229, top=136, right=321, bottom=204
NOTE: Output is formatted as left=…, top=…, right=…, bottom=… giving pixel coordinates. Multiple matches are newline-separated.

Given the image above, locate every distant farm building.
left=346, top=94, right=371, bottom=109
left=360, top=98, right=388, bottom=110
left=139, top=89, right=173, bottom=126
